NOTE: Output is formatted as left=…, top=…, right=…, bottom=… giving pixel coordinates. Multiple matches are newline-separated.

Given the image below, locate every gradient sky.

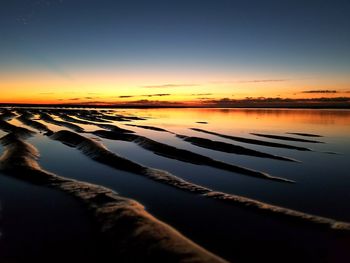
left=1, top=0, right=350, bottom=104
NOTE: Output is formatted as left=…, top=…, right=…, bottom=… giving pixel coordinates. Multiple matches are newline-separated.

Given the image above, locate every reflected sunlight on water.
left=1, top=107, right=350, bottom=263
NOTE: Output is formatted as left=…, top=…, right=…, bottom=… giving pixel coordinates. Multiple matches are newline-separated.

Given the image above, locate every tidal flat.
left=0, top=107, right=350, bottom=263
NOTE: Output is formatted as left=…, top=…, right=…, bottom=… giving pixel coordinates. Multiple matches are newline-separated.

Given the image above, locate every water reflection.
left=1, top=108, right=350, bottom=263
left=102, top=108, right=350, bottom=221
left=0, top=173, right=98, bottom=262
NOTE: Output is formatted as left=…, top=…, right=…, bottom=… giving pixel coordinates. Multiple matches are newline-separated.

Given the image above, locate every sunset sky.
left=1, top=0, right=349, bottom=105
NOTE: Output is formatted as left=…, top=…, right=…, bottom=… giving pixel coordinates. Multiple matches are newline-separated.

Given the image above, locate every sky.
left=0, top=0, right=350, bottom=105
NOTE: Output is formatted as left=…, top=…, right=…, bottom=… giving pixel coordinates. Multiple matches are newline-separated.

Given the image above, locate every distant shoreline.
left=0, top=103, right=349, bottom=109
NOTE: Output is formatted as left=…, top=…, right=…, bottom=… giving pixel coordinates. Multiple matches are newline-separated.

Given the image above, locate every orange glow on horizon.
left=1, top=70, right=350, bottom=105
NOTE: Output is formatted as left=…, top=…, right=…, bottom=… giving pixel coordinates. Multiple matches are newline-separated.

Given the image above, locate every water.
left=103, top=108, right=350, bottom=221
left=0, top=173, right=98, bottom=262
left=1, top=108, right=350, bottom=262
left=32, top=133, right=350, bottom=263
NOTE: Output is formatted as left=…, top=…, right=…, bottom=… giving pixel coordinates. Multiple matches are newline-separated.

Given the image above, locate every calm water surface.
left=1, top=108, right=350, bottom=262
left=103, top=108, right=350, bottom=220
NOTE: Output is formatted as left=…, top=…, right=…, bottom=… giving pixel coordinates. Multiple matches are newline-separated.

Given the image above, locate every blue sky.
left=1, top=0, right=350, bottom=103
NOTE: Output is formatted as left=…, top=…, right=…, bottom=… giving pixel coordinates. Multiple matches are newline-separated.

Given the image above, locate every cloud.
left=236, top=79, right=290, bottom=83
left=201, top=97, right=350, bottom=106
left=142, top=84, right=199, bottom=88
left=123, top=99, right=184, bottom=106
left=211, top=79, right=290, bottom=84
left=302, top=90, right=337, bottom=93
left=84, top=96, right=99, bottom=100
left=127, top=99, right=154, bottom=104
left=142, top=94, right=171, bottom=97
left=118, top=95, right=135, bottom=98
left=118, top=94, right=171, bottom=98
left=62, top=100, right=112, bottom=105
left=191, top=93, right=213, bottom=96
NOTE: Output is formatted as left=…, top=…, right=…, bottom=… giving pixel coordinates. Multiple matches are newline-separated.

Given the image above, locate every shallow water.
left=0, top=172, right=98, bottom=262
left=32, top=133, right=350, bottom=263
left=2, top=108, right=350, bottom=262
left=103, top=109, right=350, bottom=221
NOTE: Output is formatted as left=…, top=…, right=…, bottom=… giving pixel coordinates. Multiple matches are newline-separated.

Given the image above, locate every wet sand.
left=0, top=132, right=225, bottom=262
left=176, top=134, right=299, bottom=162
left=251, top=133, right=324, bottom=143
left=49, top=131, right=350, bottom=230
left=17, top=112, right=53, bottom=134
left=40, top=112, right=85, bottom=132
left=287, top=132, right=323, bottom=137
left=108, top=123, right=299, bottom=162
left=91, top=130, right=292, bottom=182
left=191, top=128, right=312, bottom=151
left=1, top=107, right=350, bottom=262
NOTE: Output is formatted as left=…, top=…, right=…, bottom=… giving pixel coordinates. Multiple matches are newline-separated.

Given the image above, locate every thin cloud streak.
left=191, top=93, right=213, bottom=96
left=142, top=94, right=171, bottom=97
left=118, top=94, right=171, bottom=98
left=302, top=90, right=337, bottom=93
left=211, top=79, right=291, bottom=84
left=200, top=97, right=350, bottom=106
left=142, top=84, right=199, bottom=88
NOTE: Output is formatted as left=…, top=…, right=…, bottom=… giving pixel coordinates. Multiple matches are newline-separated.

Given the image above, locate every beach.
left=0, top=107, right=349, bottom=262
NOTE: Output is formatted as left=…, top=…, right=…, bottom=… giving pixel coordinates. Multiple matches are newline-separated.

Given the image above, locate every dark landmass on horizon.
left=1, top=97, right=350, bottom=109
